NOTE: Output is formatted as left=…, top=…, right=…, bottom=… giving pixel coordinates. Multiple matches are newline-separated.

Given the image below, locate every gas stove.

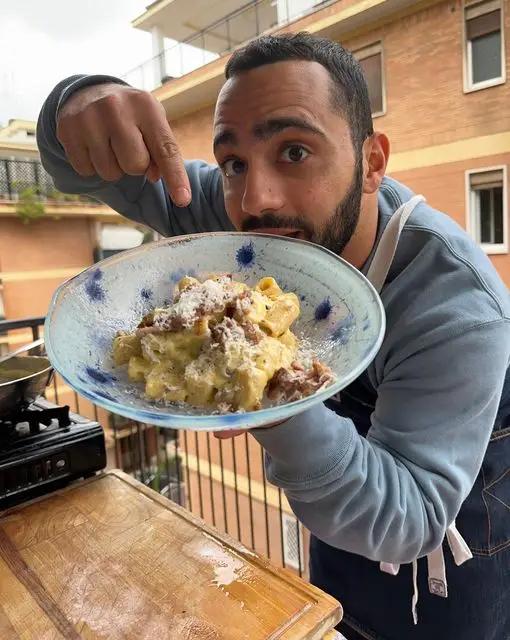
left=0, top=398, right=106, bottom=510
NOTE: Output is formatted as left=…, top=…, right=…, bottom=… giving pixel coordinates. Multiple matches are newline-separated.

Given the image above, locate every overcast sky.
left=0, top=0, right=154, bottom=125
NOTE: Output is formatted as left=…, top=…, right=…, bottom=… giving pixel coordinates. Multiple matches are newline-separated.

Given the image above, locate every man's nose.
left=241, top=167, right=285, bottom=217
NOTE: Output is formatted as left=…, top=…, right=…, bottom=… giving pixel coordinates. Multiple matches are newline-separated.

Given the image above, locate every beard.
left=241, top=158, right=363, bottom=255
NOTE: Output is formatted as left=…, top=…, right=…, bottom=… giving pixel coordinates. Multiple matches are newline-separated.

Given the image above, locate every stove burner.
left=2, top=405, right=71, bottom=435
left=0, top=399, right=106, bottom=510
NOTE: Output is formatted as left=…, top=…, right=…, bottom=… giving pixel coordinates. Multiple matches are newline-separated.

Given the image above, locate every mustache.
left=241, top=213, right=313, bottom=234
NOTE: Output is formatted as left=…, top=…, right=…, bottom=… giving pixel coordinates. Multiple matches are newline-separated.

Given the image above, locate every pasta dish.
left=112, top=274, right=334, bottom=412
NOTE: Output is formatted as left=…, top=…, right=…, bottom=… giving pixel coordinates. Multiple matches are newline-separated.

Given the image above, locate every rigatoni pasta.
left=112, top=274, right=333, bottom=412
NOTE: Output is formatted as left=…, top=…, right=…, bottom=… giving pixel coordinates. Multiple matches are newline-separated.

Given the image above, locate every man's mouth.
left=250, top=228, right=305, bottom=239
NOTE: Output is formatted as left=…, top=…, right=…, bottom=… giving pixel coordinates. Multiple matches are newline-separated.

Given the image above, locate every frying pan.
left=0, top=339, right=54, bottom=419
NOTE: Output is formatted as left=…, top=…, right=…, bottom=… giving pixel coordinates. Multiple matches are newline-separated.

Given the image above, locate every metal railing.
left=0, top=316, right=307, bottom=576
left=124, top=0, right=337, bottom=91
left=0, top=158, right=93, bottom=204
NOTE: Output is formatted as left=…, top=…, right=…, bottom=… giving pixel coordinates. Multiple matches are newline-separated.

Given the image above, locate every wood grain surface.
left=0, top=470, right=342, bottom=639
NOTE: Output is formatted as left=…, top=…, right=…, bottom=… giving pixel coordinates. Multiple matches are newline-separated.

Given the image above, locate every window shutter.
left=358, top=51, right=383, bottom=114
left=466, top=9, right=500, bottom=39
left=470, top=169, right=503, bottom=190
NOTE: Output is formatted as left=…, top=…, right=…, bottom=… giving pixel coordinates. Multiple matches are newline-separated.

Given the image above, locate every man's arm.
left=36, top=75, right=232, bottom=236
left=252, top=319, right=509, bottom=564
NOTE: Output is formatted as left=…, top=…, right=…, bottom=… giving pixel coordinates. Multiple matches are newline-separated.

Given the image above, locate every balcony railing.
left=0, top=158, right=94, bottom=204
left=124, top=0, right=337, bottom=92
left=0, top=316, right=307, bottom=576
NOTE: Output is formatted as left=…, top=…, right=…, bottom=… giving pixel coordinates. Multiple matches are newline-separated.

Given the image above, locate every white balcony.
left=124, top=0, right=331, bottom=91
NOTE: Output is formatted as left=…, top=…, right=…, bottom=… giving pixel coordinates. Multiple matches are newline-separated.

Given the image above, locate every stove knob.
left=32, top=464, right=42, bottom=483
left=52, top=455, right=68, bottom=474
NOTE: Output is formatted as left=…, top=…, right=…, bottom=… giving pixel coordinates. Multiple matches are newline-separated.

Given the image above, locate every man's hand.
left=214, top=428, right=249, bottom=440
left=56, top=82, right=191, bottom=207
left=214, top=420, right=284, bottom=440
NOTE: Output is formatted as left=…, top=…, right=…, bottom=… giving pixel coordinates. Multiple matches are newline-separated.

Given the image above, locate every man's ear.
left=363, top=132, right=390, bottom=195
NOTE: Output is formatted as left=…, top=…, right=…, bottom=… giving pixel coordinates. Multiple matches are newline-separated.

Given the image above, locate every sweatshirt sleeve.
left=252, top=319, right=510, bottom=564
left=36, top=74, right=232, bottom=236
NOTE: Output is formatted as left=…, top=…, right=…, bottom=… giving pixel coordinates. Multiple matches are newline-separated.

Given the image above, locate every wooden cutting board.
left=0, top=470, right=341, bottom=639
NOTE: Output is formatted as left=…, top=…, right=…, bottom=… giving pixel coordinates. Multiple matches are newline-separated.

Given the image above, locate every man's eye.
left=281, top=145, right=309, bottom=163
left=222, top=158, right=245, bottom=177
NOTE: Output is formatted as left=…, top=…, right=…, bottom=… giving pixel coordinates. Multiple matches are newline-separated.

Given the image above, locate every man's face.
left=213, top=60, right=364, bottom=255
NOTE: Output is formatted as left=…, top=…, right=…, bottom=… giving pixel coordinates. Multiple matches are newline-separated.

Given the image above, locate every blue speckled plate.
left=45, top=233, right=385, bottom=431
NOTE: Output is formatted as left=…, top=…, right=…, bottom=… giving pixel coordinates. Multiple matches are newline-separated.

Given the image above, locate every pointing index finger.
left=141, top=112, right=191, bottom=207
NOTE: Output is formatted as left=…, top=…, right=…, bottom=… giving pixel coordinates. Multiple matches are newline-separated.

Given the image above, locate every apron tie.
left=446, top=520, right=473, bottom=565
left=412, top=559, right=419, bottom=626
left=379, top=521, right=473, bottom=624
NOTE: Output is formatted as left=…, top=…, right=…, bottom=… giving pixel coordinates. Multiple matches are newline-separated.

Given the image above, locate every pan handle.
left=0, top=338, right=45, bottom=366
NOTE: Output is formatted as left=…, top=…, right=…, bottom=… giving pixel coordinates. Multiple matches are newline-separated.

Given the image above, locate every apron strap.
left=370, top=193, right=476, bottom=625
left=375, top=194, right=426, bottom=586
left=366, top=194, right=425, bottom=292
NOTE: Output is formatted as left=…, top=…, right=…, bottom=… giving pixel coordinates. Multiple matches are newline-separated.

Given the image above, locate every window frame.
left=463, top=0, right=506, bottom=93
left=465, top=165, right=508, bottom=254
left=354, top=41, right=387, bottom=118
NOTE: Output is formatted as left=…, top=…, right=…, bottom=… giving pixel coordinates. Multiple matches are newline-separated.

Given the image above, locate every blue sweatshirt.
left=37, top=75, right=510, bottom=565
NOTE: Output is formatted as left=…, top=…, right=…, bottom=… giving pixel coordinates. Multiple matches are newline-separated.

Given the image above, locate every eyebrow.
left=253, top=117, right=326, bottom=140
left=213, top=116, right=326, bottom=151
left=213, top=129, right=238, bottom=151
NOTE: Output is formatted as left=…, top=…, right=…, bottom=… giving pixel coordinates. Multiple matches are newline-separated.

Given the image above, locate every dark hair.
left=225, top=32, right=373, bottom=152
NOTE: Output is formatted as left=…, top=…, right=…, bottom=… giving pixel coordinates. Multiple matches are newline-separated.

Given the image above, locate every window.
left=355, top=43, right=385, bottom=116
left=464, top=0, right=505, bottom=90
left=282, top=513, right=304, bottom=570
left=467, top=167, right=508, bottom=253
left=94, top=223, right=148, bottom=261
